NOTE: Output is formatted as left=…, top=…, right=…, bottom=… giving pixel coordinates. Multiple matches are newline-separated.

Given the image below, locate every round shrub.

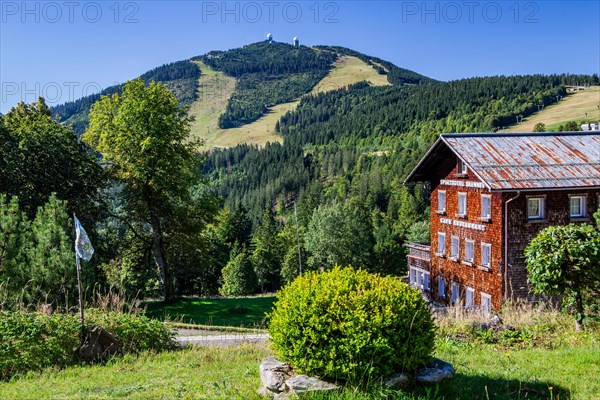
left=268, top=266, right=435, bottom=382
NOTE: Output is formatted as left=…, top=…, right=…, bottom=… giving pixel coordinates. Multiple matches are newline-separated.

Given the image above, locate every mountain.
left=49, top=41, right=433, bottom=134
left=47, top=41, right=598, bottom=224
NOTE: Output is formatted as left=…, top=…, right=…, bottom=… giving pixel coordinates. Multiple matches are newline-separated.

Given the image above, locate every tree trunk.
left=574, top=291, right=584, bottom=332
left=150, top=209, right=173, bottom=303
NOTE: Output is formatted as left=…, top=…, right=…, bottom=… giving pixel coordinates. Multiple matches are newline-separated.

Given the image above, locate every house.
left=404, top=132, right=600, bottom=312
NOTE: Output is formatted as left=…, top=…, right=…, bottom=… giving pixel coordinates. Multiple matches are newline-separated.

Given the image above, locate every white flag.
left=74, top=215, right=94, bottom=262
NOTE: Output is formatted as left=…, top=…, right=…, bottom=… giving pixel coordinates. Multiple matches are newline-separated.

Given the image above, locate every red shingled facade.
left=405, top=133, right=600, bottom=312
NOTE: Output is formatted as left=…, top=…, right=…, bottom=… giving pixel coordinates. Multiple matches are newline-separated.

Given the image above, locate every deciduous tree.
left=524, top=224, right=600, bottom=331
left=84, top=79, right=198, bottom=302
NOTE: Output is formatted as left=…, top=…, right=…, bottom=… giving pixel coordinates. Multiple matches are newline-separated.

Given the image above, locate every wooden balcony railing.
left=407, top=243, right=431, bottom=271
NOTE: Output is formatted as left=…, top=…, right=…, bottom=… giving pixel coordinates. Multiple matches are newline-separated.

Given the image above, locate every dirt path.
left=174, top=328, right=269, bottom=346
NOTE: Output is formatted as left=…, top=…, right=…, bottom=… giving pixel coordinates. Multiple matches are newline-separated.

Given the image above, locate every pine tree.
left=220, top=250, right=257, bottom=296
left=251, top=207, right=282, bottom=292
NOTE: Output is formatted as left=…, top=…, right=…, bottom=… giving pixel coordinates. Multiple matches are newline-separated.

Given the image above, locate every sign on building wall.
left=440, top=218, right=487, bottom=231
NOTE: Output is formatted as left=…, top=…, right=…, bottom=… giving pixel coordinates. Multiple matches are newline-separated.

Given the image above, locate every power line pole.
left=293, top=200, right=302, bottom=274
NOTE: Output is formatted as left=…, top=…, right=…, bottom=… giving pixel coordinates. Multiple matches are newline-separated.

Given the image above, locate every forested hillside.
left=51, top=60, right=200, bottom=133
left=194, top=42, right=337, bottom=128
left=206, top=74, right=599, bottom=217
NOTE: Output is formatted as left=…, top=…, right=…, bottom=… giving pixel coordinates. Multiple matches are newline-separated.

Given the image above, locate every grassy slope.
left=503, top=86, right=600, bottom=132
left=143, top=296, right=275, bottom=328
left=1, top=343, right=597, bottom=399
left=191, top=55, right=391, bottom=150
left=187, top=61, right=237, bottom=150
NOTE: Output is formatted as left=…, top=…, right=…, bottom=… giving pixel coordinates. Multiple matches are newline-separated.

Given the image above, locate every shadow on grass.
left=412, top=373, right=568, bottom=400
left=143, top=296, right=276, bottom=328
left=303, top=373, right=568, bottom=400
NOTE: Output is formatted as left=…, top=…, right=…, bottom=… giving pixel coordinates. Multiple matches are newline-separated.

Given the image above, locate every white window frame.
left=450, top=236, right=460, bottom=260
left=457, top=192, right=467, bottom=217
left=527, top=196, right=545, bottom=220
left=424, top=272, right=430, bottom=292
left=458, top=159, right=467, bottom=174
left=466, top=287, right=475, bottom=308
left=480, top=194, right=491, bottom=220
left=437, top=190, right=446, bottom=213
left=481, top=292, right=492, bottom=316
left=410, top=267, right=430, bottom=292
left=438, top=276, right=446, bottom=299
left=569, top=195, right=586, bottom=218
left=437, top=232, right=446, bottom=256
left=481, top=243, right=492, bottom=268
left=464, top=240, right=475, bottom=264
left=451, top=282, right=460, bottom=305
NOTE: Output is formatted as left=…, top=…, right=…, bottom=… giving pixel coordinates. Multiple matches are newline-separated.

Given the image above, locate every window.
left=464, top=240, right=475, bottom=263
left=409, top=268, right=416, bottom=286
left=411, top=268, right=430, bottom=292
left=437, top=191, right=446, bottom=213
left=450, top=236, right=459, bottom=260
left=451, top=282, right=460, bottom=305
left=570, top=195, right=586, bottom=217
left=481, top=243, right=492, bottom=267
left=481, top=293, right=492, bottom=316
left=457, top=192, right=467, bottom=217
left=437, top=233, right=446, bottom=256
left=481, top=195, right=491, bottom=219
left=438, top=277, right=446, bottom=298
left=458, top=159, right=467, bottom=174
left=527, top=197, right=545, bottom=219
left=466, top=287, right=475, bottom=308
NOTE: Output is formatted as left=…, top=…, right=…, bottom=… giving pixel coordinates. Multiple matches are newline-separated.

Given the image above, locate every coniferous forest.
left=2, top=42, right=598, bottom=305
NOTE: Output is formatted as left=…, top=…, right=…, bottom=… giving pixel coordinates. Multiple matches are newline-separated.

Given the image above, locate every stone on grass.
left=488, top=315, right=502, bottom=327
left=384, top=372, right=411, bottom=389
left=258, top=357, right=340, bottom=398
left=79, top=326, right=122, bottom=361
left=285, top=375, right=340, bottom=394
left=416, top=358, right=455, bottom=384
left=259, top=357, right=291, bottom=392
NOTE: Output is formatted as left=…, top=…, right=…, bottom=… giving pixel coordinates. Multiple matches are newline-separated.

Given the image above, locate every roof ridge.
left=441, top=132, right=599, bottom=138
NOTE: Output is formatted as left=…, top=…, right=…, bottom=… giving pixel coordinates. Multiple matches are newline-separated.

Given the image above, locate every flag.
left=74, top=215, right=94, bottom=262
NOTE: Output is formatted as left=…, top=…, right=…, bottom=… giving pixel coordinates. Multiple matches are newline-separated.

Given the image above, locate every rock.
left=285, top=375, right=340, bottom=394
left=79, top=326, right=122, bottom=361
left=384, top=372, right=411, bottom=389
left=258, top=386, right=289, bottom=399
left=259, top=357, right=292, bottom=392
left=416, top=358, right=455, bottom=384
left=488, top=315, right=502, bottom=327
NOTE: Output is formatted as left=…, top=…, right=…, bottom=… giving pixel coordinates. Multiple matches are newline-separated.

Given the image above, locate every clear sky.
left=1, top=1, right=599, bottom=113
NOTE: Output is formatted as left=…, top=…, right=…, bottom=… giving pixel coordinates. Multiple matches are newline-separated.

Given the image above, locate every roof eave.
left=403, top=136, right=445, bottom=185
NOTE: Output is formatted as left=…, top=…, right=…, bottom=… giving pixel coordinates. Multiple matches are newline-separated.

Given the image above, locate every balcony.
left=407, top=243, right=431, bottom=271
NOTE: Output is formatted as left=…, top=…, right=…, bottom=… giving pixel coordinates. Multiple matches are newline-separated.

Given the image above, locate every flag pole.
left=74, top=214, right=85, bottom=342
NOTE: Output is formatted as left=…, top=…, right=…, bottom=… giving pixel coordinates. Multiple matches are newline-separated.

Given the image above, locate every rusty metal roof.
left=405, top=132, right=600, bottom=191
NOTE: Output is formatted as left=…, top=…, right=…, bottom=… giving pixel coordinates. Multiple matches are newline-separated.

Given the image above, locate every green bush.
left=0, top=310, right=174, bottom=379
left=86, top=310, right=175, bottom=354
left=268, top=266, right=435, bottom=382
left=0, top=311, right=80, bottom=378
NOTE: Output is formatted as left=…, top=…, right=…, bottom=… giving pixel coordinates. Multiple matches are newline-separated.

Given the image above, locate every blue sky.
left=1, top=1, right=599, bottom=113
